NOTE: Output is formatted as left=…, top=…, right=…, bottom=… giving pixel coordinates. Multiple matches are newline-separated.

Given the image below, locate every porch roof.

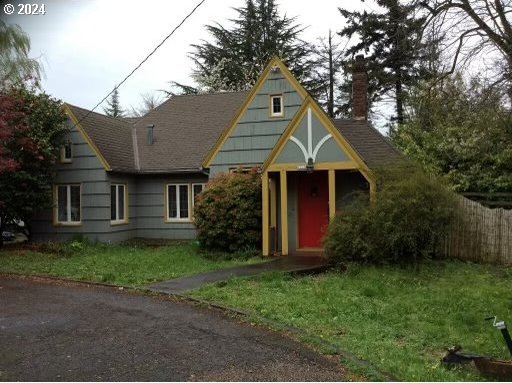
left=332, top=119, right=402, bottom=168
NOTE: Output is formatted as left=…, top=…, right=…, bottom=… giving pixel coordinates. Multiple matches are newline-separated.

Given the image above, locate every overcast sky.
left=2, top=0, right=373, bottom=114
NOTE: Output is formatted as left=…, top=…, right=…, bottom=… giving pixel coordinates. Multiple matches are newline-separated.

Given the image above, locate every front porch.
left=262, top=166, right=371, bottom=256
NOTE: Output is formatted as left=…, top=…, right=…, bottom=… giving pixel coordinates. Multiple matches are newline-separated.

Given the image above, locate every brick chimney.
left=352, top=55, right=368, bottom=120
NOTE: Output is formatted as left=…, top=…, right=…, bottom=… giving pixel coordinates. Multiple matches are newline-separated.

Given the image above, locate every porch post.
left=280, top=170, right=288, bottom=255
left=262, top=171, right=270, bottom=256
left=328, top=169, right=336, bottom=220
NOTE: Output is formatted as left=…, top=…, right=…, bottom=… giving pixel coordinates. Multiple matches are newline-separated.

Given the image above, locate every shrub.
left=324, top=164, right=457, bottom=266
left=194, top=171, right=262, bottom=253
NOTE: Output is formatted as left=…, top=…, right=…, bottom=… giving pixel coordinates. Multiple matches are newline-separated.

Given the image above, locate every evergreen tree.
left=189, top=0, right=316, bottom=92
left=103, top=88, right=125, bottom=118
left=310, top=31, right=347, bottom=118
left=338, top=0, right=434, bottom=125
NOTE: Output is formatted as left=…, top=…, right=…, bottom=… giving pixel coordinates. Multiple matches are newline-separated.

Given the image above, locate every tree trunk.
left=328, top=30, right=334, bottom=118
left=395, top=69, right=404, bottom=125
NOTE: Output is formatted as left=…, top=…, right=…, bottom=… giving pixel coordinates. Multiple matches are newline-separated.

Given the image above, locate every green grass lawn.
left=0, top=240, right=261, bottom=287
left=191, top=260, right=512, bottom=381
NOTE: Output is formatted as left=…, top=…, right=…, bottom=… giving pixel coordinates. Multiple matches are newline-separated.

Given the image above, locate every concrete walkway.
left=147, top=254, right=330, bottom=294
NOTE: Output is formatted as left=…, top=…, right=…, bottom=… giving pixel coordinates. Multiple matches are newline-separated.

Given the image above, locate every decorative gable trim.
left=261, top=97, right=373, bottom=183
left=202, top=56, right=309, bottom=168
left=62, top=104, right=112, bottom=171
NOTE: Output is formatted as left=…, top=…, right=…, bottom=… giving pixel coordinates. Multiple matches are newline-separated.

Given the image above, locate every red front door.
left=298, top=171, right=329, bottom=248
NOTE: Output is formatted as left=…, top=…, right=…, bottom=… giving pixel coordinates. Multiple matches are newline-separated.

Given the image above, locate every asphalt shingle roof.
left=66, top=94, right=401, bottom=174
left=66, top=104, right=135, bottom=172
left=332, top=119, right=402, bottom=168
left=132, top=91, right=248, bottom=172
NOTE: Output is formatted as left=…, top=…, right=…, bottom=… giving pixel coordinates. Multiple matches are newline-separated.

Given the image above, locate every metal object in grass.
left=442, top=315, right=512, bottom=380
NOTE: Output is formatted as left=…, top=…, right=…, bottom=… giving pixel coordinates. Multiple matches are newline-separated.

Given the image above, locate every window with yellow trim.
left=56, top=185, right=81, bottom=224
left=110, top=184, right=127, bottom=223
left=270, top=95, right=283, bottom=117
left=167, top=184, right=190, bottom=221
left=60, top=142, right=72, bottom=163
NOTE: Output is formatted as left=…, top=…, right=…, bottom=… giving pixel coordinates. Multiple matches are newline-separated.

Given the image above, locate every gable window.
left=55, top=184, right=81, bottom=224
left=167, top=184, right=190, bottom=221
left=60, top=142, right=72, bottom=163
left=270, top=95, right=283, bottom=117
left=110, top=184, right=127, bottom=224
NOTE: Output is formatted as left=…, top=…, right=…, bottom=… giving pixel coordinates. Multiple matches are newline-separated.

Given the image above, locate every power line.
left=74, top=0, right=207, bottom=125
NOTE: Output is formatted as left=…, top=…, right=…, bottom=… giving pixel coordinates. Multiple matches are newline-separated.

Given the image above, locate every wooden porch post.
left=262, top=171, right=270, bottom=256
left=280, top=170, right=288, bottom=255
left=328, top=169, right=336, bottom=220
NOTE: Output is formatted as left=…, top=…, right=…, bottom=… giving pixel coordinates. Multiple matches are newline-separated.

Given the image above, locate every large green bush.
left=194, top=171, right=262, bottom=253
left=324, top=164, right=457, bottom=265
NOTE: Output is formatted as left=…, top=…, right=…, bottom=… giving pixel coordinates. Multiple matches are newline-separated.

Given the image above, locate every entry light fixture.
left=306, top=157, right=314, bottom=173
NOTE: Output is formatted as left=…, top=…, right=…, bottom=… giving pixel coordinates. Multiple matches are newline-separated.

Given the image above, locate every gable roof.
left=332, top=119, right=402, bottom=168
left=65, top=104, right=135, bottom=172
left=202, top=56, right=309, bottom=168
left=133, top=91, right=248, bottom=173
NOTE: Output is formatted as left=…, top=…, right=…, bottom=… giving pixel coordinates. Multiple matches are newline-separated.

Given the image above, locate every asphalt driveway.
left=0, top=276, right=344, bottom=381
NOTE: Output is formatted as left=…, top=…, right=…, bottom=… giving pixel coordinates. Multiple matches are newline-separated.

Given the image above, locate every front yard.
left=191, top=260, right=512, bottom=381
left=2, top=240, right=511, bottom=381
left=0, top=240, right=260, bottom=287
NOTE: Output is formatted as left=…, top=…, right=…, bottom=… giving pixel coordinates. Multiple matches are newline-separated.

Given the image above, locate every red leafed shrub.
left=194, top=170, right=262, bottom=253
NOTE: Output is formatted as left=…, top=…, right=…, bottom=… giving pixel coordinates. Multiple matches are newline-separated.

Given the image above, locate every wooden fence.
left=444, top=196, right=512, bottom=265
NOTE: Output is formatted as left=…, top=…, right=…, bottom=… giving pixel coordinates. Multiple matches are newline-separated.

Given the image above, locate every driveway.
left=0, top=276, right=344, bottom=381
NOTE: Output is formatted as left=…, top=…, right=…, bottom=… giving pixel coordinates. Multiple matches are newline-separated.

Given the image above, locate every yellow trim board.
left=202, top=56, right=309, bottom=168
left=62, top=104, right=112, bottom=171
left=262, top=172, right=270, bottom=256
left=267, top=161, right=358, bottom=172
left=261, top=97, right=375, bottom=189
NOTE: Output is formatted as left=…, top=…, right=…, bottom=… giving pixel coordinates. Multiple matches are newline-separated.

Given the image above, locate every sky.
left=1, top=0, right=375, bottom=115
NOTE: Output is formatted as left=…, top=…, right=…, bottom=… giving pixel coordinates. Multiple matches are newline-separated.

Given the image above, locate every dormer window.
left=60, top=142, right=72, bottom=163
left=270, top=95, right=283, bottom=117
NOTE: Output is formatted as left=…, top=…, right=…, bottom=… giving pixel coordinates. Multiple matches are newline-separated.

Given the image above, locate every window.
left=192, top=183, right=206, bottom=208
left=55, top=185, right=81, bottom=224
left=167, top=184, right=190, bottom=220
left=110, top=184, right=127, bottom=223
left=270, top=95, right=283, bottom=117
left=229, top=167, right=257, bottom=174
left=60, top=142, right=72, bottom=163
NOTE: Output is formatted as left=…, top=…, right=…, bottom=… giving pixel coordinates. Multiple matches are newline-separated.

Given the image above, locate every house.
left=31, top=56, right=400, bottom=255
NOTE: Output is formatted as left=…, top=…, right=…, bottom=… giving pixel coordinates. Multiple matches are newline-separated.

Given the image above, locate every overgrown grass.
left=0, top=240, right=262, bottom=287
left=191, top=261, right=512, bottom=381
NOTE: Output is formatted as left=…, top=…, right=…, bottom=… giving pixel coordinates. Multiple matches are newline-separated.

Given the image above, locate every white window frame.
left=60, top=142, right=73, bottom=163
left=110, top=184, right=127, bottom=225
left=55, top=184, right=81, bottom=225
left=270, top=94, right=284, bottom=117
left=166, top=183, right=191, bottom=222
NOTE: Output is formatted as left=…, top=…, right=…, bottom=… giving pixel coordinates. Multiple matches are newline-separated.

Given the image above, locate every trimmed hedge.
left=194, top=171, right=262, bottom=253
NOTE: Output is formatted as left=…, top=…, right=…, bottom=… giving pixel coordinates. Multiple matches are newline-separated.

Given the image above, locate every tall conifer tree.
left=190, top=0, right=316, bottom=92
left=339, top=0, right=434, bottom=125
left=103, top=88, right=125, bottom=118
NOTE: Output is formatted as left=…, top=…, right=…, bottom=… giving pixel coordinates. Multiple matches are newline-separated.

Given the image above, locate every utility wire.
left=74, top=0, right=207, bottom=125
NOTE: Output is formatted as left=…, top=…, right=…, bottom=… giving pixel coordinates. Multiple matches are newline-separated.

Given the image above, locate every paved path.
left=148, top=255, right=329, bottom=294
left=0, top=276, right=344, bottom=381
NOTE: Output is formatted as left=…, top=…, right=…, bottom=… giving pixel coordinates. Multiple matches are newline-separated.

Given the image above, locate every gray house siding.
left=134, top=174, right=208, bottom=240
left=31, top=119, right=207, bottom=243
left=276, top=112, right=349, bottom=165
left=32, top=120, right=114, bottom=242
left=335, top=170, right=369, bottom=210
left=209, top=70, right=304, bottom=176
